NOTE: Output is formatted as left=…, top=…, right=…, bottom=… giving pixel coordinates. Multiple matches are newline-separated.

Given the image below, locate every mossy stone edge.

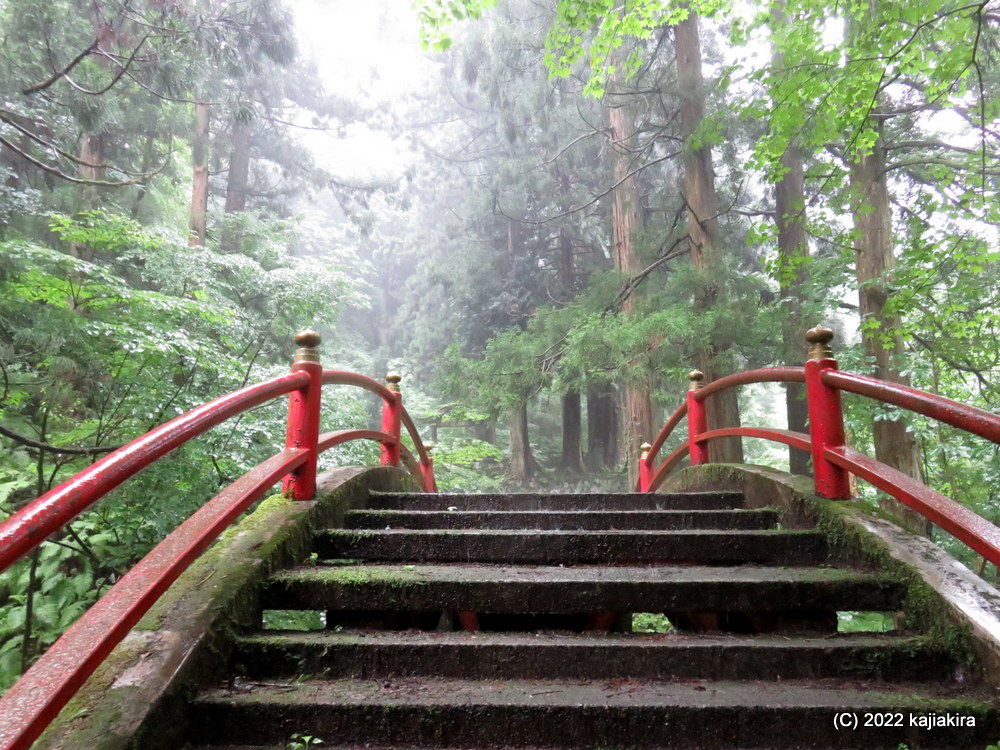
left=34, top=465, right=419, bottom=750
left=663, top=463, right=1000, bottom=685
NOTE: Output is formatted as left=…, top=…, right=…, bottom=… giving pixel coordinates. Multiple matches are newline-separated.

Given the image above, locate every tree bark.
left=770, top=3, right=811, bottom=475
left=509, top=401, right=538, bottom=481
left=775, top=144, right=811, bottom=474
left=849, top=115, right=928, bottom=533
left=608, top=92, right=654, bottom=484
left=560, top=390, right=585, bottom=473
left=224, top=119, right=252, bottom=214
left=676, top=13, right=743, bottom=464
left=556, top=225, right=586, bottom=474
left=189, top=102, right=210, bottom=248
left=587, top=384, right=619, bottom=471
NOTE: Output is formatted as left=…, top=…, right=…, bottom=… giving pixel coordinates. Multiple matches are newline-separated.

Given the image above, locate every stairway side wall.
left=34, top=466, right=420, bottom=750
left=664, top=464, right=1000, bottom=686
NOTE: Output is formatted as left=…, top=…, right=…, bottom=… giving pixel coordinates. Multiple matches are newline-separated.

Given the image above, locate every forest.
left=0, top=0, right=998, bottom=692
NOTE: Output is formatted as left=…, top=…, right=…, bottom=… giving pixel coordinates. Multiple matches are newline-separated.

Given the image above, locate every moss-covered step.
left=343, top=508, right=781, bottom=530
left=366, top=490, right=744, bottom=511
left=314, top=528, right=827, bottom=565
left=261, top=563, right=905, bottom=614
left=233, top=630, right=954, bottom=682
left=187, top=677, right=1000, bottom=749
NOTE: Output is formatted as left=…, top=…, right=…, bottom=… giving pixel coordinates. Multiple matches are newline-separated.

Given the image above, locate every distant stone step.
left=367, top=490, right=744, bottom=511
left=233, top=630, right=952, bottom=682
left=262, top=563, right=904, bottom=614
left=188, top=677, right=1000, bottom=749
left=315, top=528, right=827, bottom=565
left=344, top=508, right=781, bottom=531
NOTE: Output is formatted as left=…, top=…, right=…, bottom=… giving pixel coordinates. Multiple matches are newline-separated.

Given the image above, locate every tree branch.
left=0, top=424, right=120, bottom=456
left=22, top=41, right=98, bottom=95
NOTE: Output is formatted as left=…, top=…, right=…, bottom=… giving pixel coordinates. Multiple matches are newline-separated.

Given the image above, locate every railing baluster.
left=638, top=442, right=653, bottom=492
left=687, top=370, right=709, bottom=465
left=803, top=326, right=851, bottom=499
left=283, top=330, right=323, bottom=500
left=381, top=373, right=403, bottom=467
left=422, top=441, right=438, bottom=492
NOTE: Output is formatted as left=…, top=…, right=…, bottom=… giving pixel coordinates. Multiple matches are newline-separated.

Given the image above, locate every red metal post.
left=638, top=442, right=653, bottom=492
left=421, top=442, right=438, bottom=492
left=687, top=370, right=709, bottom=465
left=381, top=373, right=402, bottom=467
left=283, top=330, right=323, bottom=500
left=804, top=326, right=851, bottom=499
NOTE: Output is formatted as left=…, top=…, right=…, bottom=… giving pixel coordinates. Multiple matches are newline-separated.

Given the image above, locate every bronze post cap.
left=805, top=326, right=835, bottom=360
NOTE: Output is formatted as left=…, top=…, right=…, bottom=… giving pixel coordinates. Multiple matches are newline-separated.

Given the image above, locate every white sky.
left=289, top=0, right=431, bottom=183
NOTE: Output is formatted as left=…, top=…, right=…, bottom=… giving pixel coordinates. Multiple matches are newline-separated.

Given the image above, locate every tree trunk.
left=608, top=92, right=654, bottom=484
left=224, top=119, right=252, bottom=214
left=676, top=13, right=743, bottom=464
left=560, top=390, right=585, bottom=473
left=586, top=383, right=619, bottom=470
left=509, top=401, right=538, bottom=481
left=130, top=132, right=159, bottom=218
left=556, top=224, right=585, bottom=475
left=189, top=102, right=210, bottom=248
left=849, top=115, right=929, bottom=533
left=770, top=4, right=811, bottom=475
left=775, top=143, right=811, bottom=474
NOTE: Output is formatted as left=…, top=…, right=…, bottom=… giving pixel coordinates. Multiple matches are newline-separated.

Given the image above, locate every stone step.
left=233, top=630, right=953, bottom=682
left=366, top=490, right=744, bottom=511
left=344, top=508, right=781, bottom=531
left=262, top=563, right=905, bottom=614
left=315, top=528, right=826, bottom=565
left=188, top=677, right=1000, bottom=749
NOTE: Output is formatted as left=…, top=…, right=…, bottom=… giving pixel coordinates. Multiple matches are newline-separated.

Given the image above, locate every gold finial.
left=293, top=329, right=321, bottom=363
left=640, top=442, right=652, bottom=455
left=424, top=441, right=435, bottom=453
left=385, top=373, right=402, bottom=393
left=805, top=326, right=835, bottom=360
left=688, top=370, right=704, bottom=390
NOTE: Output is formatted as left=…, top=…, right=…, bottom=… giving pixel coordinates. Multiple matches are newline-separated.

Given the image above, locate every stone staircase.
left=184, top=490, right=1000, bottom=749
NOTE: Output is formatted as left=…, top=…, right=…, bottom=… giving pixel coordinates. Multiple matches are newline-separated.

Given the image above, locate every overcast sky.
left=290, top=0, right=432, bottom=183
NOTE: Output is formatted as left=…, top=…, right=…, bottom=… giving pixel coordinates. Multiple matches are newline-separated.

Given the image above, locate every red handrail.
left=822, top=370, right=1000, bottom=444
left=638, top=326, right=1000, bottom=569
left=0, top=330, right=435, bottom=750
left=0, top=372, right=309, bottom=573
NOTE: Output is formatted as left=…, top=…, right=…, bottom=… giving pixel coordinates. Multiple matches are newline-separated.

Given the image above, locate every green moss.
left=313, top=565, right=427, bottom=588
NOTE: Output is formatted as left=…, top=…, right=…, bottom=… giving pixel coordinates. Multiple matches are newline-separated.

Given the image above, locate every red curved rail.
left=322, top=370, right=395, bottom=399
left=318, top=429, right=395, bottom=453
left=0, top=372, right=308, bottom=574
left=647, top=402, right=688, bottom=466
left=640, top=368, right=807, bottom=491
left=0, top=342, right=436, bottom=750
left=639, top=345, right=1000, bottom=569
left=692, top=366, right=806, bottom=402
left=822, top=370, right=1000, bottom=444
left=0, top=448, right=307, bottom=750
left=825, top=446, right=1000, bottom=563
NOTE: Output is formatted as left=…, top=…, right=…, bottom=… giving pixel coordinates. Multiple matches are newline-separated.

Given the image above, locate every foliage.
left=631, top=612, right=674, bottom=633
left=0, top=205, right=360, bottom=691
left=287, top=733, right=324, bottom=749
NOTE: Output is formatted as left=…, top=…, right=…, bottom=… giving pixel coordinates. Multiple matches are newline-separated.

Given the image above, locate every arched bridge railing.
left=638, top=326, right=1000, bottom=568
left=0, top=330, right=435, bottom=750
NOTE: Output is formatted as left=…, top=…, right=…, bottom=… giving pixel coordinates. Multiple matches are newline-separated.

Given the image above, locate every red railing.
left=0, top=330, right=435, bottom=750
left=638, top=326, right=1000, bottom=568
